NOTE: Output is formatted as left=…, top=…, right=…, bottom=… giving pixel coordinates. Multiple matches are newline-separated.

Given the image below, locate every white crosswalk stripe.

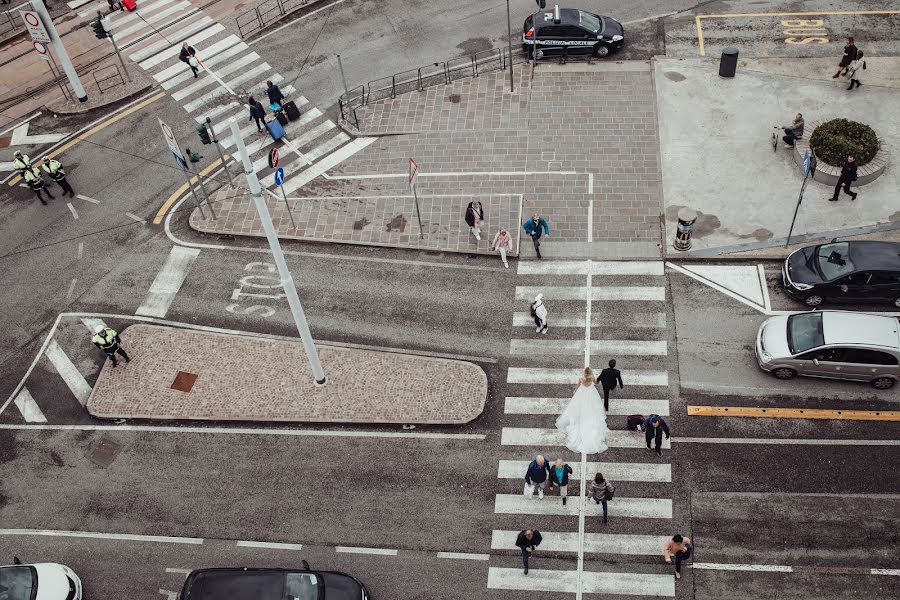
left=158, top=41, right=247, bottom=88
left=171, top=52, right=263, bottom=101
left=115, top=2, right=192, bottom=40
left=517, top=261, right=665, bottom=276
left=488, top=568, right=675, bottom=597
left=501, top=427, right=671, bottom=449
left=497, top=460, right=671, bottom=483
left=492, top=530, right=669, bottom=555
left=508, top=339, right=668, bottom=356
left=516, top=286, right=666, bottom=301
left=504, top=396, right=669, bottom=416
left=507, top=367, right=669, bottom=386
left=512, top=311, right=667, bottom=328
left=494, top=494, right=672, bottom=519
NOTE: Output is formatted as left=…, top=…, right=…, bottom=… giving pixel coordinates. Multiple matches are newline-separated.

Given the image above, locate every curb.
left=46, top=83, right=156, bottom=116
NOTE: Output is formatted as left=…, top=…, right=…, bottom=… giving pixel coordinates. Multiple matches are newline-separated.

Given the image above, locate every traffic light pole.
left=229, top=118, right=326, bottom=386
left=185, top=147, right=218, bottom=220
left=31, top=0, right=87, bottom=102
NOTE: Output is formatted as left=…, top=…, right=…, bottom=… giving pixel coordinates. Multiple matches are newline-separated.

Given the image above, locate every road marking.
left=586, top=173, right=593, bottom=242
left=66, top=202, right=78, bottom=220
left=183, top=69, right=276, bottom=113
left=873, top=569, right=900, bottom=576
left=688, top=405, right=900, bottom=421
left=305, top=132, right=350, bottom=163
left=152, top=158, right=228, bottom=224
left=12, top=388, right=47, bottom=423
left=66, top=278, right=77, bottom=301
left=135, top=21, right=222, bottom=67
left=491, top=530, right=668, bottom=556
left=514, top=286, right=666, bottom=302
left=495, top=494, right=672, bottom=519
left=159, top=591, right=178, bottom=600
left=162, top=43, right=252, bottom=91
left=126, top=212, right=147, bottom=224
left=517, top=261, right=664, bottom=276
left=505, top=397, right=669, bottom=416
left=502, top=427, right=669, bottom=449
left=236, top=540, right=303, bottom=550
left=171, top=52, right=262, bottom=101
left=436, top=552, right=490, bottom=561
left=488, top=567, right=675, bottom=596
left=758, top=264, right=771, bottom=311
left=155, top=36, right=244, bottom=84
left=331, top=170, right=578, bottom=180
left=278, top=137, right=378, bottom=196
left=510, top=339, right=666, bottom=356
left=507, top=367, right=669, bottom=387
left=77, top=242, right=83, bottom=259
left=676, top=437, right=900, bottom=446
left=512, top=311, right=666, bottom=329
left=666, top=262, right=766, bottom=313
left=164, top=568, right=192, bottom=574
left=0, top=529, right=204, bottom=544
left=0, top=111, right=42, bottom=136
left=335, top=546, right=398, bottom=556
left=76, top=194, right=100, bottom=204
left=694, top=562, right=900, bottom=576
left=44, top=339, right=91, bottom=405
left=9, top=122, right=69, bottom=146
left=498, top=460, right=671, bottom=483
left=693, top=562, right=792, bottom=573
left=136, top=246, right=201, bottom=318
left=80, top=318, right=107, bottom=333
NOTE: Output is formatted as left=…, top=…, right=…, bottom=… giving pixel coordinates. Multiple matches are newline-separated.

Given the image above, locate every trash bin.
left=718, top=47, right=739, bottom=78
left=673, top=207, right=698, bottom=251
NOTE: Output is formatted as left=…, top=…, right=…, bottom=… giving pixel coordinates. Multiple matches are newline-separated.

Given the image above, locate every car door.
left=537, top=24, right=566, bottom=54
left=865, top=272, right=900, bottom=301
left=834, top=272, right=872, bottom=302
left=840, top=348, right=900, bottom=381
left=560, top=25, right=593, bottom=54
left=794, top=347, right=848, bottom=377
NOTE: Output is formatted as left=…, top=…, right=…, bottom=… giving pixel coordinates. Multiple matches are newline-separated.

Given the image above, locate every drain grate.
left=171, top=371, right=198, bottom=393
left=90, top=436, right=121, bottom=468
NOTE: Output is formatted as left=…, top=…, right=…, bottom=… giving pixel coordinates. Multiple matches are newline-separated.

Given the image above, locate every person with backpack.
left=845, top=50, right=866, bottom=90
left=464, top=200, right=484, bottom=241
left=589, top=472, right=615, bottom=523
left=644, top=415, right=670, bottom=457
left=531, top=293, right=548, bottom=334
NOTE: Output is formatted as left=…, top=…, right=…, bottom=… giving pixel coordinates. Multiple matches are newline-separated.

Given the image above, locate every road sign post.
left=159, top=118, right=207, bottom=219
left=273, top=166, right=296, bottom=228
left=785, top=148, right=817, bottom=248
left=23, top=2, right=87, bottom=102
left=32, top=40, right=71, bottom=102
left=408, top=158, right=424, bottom=239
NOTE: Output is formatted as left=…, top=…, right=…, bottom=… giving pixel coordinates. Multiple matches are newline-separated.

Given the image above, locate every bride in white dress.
left=555, top=367, right=610, bottom=454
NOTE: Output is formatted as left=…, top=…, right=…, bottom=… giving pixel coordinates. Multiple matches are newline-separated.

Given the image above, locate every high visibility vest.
left=42, top=159, right=65, bottom=181
left=23, top=168, right=45, bottom=190
left=13, top=155, right=31, bottom=171
left=91, top=328, right=119, bottom=349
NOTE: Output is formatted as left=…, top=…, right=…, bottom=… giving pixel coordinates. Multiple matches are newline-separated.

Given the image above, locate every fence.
left=235, top=0, right=314, bottom=38
left=93, top=64, right=126, bottom=93
left=339, top=47, right=528, bottom=123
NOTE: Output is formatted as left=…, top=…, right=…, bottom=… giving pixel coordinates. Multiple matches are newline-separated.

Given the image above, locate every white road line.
left=498, top=459, right=671, bottom=483
left=12, top=388, right=47, bottom=423
left=66, top=202, right=78, bottom=219
left=286, top=120, right=335, bottom=150
left=183, top=69, right=277, bottom=113
left=436, top=552, right=490, bottom=561
left=488, top=567, right=675, bottom=596
left=502, top=427, right=670, bottom=449
left=66, top=278, right=77, bottom=301
left=302, top=132, right=350, bottom=164
left=331, top=170, right=577, bottom=180
left=693, top=562, right=792, bottom=573
left=77, top=242, right=83, bottom=259
left=872, top=569, right=900, bottom=576
left=0, top=529, right=204, bottom=545
left=155, top=35, right=243, bottom=84
left=504, top=397, right=670, bottom=416
left=508, top=339, right=667, bottom=356
left=586, top=173, right=593, bottom=243
left=161, top=44, right=250, bottom=90
left=279, top=137, right=378, bottom=196
left=44, top=339, right=91, bottom=405
left=126, top=212, right=146, bottom=224
left=171, top=52, right=262, bottom=101
left=115, top=2, right=191, bottom=40
left=236, top=540, right=303, bottom=550
left=135, top=246, right=201, bottom=318
left=76, top=194, right=100, bottom=204
left=758, top=263, right=772, bottom=311
left=517, top=261, right=664, bottom=276
left=134, top=21, right=221, bottom=66
left=80, top=317, right=107, bottom=333
left=676, top=437, right=900, bottom=446
left=164, top=568, right=192, bottom=574
left=159, top=590, right=178, bottom=600
left=495, top=494, right=672, bottom=519
left=666, top=261, right=766, bottom=314
left=335, top=546, right=398, bottom=556
left=507, top=367, right=669, bottom=387
left=0, top=422, right=486, bottom=440
left=512, top=311, right=667, bottom=329
left=514, top=286, right=666, bottom=302
left=491, top=530, right=668, bottom=556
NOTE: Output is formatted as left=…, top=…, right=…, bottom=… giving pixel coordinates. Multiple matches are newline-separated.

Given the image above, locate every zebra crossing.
left=490, top=259, right=676, bottom=597
left=75, top=0, right=372, bottom=193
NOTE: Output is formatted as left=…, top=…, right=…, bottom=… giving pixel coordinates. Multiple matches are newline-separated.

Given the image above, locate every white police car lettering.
left=541, top=40, right=595, bottom=46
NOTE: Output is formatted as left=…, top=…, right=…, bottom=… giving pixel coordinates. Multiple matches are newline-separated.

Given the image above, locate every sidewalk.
left=85, top=324, right=487, bottom=424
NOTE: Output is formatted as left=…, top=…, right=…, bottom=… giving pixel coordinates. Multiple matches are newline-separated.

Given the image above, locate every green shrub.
left=809, top=118, right=880, bottom=167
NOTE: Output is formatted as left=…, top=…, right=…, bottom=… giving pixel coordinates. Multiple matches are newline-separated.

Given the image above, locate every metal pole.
left=336, top=54, right=359, bottom=130
left=207, top=117, right=235, bottom=189
left=229, top=118, right=326, bottom=386
left=46, top=51, right=71, bottom=102
left=187, top=154, right=218, bottom=220
left=30, top=0, right=87, bottom=101
left=279, top=184, right=296, bottom=228
left=785, top=175, right=808, bottom=248
left=506, top=0, right=515, bottom=92
left=182, top=167, right=207, bottom=220
left=108, top=31, right=131, bottom=83
left=411, top=182, right=424, bottom=240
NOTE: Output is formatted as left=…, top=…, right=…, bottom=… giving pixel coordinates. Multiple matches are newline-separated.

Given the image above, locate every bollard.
left=673, top=207, right=698, bottom=251
left=719, top=47, right=739, bottom=78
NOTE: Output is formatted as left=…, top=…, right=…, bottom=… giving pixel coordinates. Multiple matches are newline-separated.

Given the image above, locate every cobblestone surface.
left=86, top=324, right=487, bottom=424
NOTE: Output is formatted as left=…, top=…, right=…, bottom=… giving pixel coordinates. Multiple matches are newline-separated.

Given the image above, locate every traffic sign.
left=33, top=41, right=50, bottom=62
left=268, top=148, right=279, bottom=169
left=274, top=167, right=285, bottom=187
left=408, top=158, right=418, bottom=188
left=173, top=152, right=188, bottom=172
left=802, top=150, right=810, bottom=177
left=19, top=9, right=51, bottom=43
left=159, top=118, right=184, bottom=162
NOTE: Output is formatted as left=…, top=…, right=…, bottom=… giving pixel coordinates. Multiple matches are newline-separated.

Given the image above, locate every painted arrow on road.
left=9, top=122, right=69, bottom=146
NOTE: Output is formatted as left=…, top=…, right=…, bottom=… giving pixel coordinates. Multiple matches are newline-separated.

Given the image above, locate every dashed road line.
left=76, top=194, right=101, bottom=204
left=335, top=546, right=398, bottom=556
left=66, top=202, right=78, bottom=220
left=436, top=552, right=490, bottom=561
left=126, top=212, right=147, bottom=224
left=66, top=278, right=77, bottom=301
left=236, top=540, right=303, bottom=550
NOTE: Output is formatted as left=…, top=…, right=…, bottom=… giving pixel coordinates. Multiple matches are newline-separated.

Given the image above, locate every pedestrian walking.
left=548, top=458, right=573, bottom=505
left=266, top=80, right=285, bottom=108
left=523, top=454, right=549, bottom=499
left=491, top=228, right=512, bottom=268
left=644, top=414, right=670, bottom=457
left=829, top=154, right=858, bottom=201
left=597, top=358, right=624, bottom=412
left=556, top=367, right=610, bottom=454
left=515, top=529, right=543, bottom=575
left=522, top=213, right=549, bottom=259
left=833, top=36, right=858, bottom=78
left=589, top=472, right=615, bottom=524
left=41, top=158, right=75, bottom=197
left=845, top=50, right=866, bottom=90
left=664, top=534, right=692, bottom=579
left=247, top=96, right=266, bottom=133
left=23, top=166, right=54, bottom=205
left=465, top=200, right=484, bottom=241
left=12, top=151, right=31, bottom=175
left=531, top=293, right=548, bottom=335
left=91, top=326, right=131, bottom=367
left=179, top=42, right=199, bottom=78
left=106, top=0, right=123, bottom=11
left=778, top=113, right=804, bottom=147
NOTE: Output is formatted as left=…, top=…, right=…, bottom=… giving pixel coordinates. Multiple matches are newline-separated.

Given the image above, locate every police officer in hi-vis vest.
left=91, top=326, right=131, bottom=367
left=12, top=151, right=31, bottom=175
left=23, top=166, right=55, bottom=204
left=42, top=158, right=75, bottom=197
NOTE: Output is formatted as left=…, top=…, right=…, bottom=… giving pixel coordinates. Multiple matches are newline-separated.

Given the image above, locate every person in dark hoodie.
left=247, top=96, right=266, bottom=133
left=515, top=529, right=543, bottom=575
left=266, top=80, right=285, bottom=108
left=524, top=454, right=550, bottom=499
left=548, top=458, right=573, bottom=505
left=830, top=154, right=858, bottom=201
left=644, top=415, right=671, bottom=457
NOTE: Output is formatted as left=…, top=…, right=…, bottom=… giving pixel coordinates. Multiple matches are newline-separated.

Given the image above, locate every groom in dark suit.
left=597, top=359, right=624, bottom=412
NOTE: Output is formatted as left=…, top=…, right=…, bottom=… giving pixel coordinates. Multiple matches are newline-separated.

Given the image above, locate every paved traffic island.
left=86, top=324, right=487, bottom=424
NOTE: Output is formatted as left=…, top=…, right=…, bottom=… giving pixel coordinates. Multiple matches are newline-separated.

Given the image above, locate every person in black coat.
left=833, top=36, right=858, bottom=78
left=179, top=42, right=198, bottom=78
left=248, top=96, right=266, bottom=132
left=515, top=529, right=543, bottom=575
left=597, top=359, right=624, bottom=412
left=266, top=80, right=285, bottom=108
left=464, top=200, right=484, bottom=241
left=644, top=415, right=671, bottom=457
left=830, top=154, right=858, bottom=201
left=548, top=458, right=573, bottom=505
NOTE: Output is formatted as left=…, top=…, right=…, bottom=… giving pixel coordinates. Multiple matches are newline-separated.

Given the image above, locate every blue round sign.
left=274, top=167, right=285, bottom=186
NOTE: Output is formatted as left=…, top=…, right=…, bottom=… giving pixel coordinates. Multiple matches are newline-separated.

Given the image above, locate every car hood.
left=33, top=564, right=71, bottom=600
left=759, top=316, right=792, bottom=358
left=786, top=246, right=822, bottom=285
left=320, top=572, right=364, bottom=600
left=600, top=17, right=623, bottom=37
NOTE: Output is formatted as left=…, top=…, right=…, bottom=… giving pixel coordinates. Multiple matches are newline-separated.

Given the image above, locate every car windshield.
left=815, top=242, right=855, bottom=280
left=787, top=312, right=825, bottom=354
left=285, top=573, right=319, bottom=600
left=578, top=11, right=601, bottom=33
left=0, top=566, right=38, bottom=600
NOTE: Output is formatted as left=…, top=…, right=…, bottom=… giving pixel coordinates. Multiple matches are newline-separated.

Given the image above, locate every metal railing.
left=339, top=47, right=528, bottom=123
left=235, top=0, right=314, bottom=38
left=93, top=64, right=125, bottom=93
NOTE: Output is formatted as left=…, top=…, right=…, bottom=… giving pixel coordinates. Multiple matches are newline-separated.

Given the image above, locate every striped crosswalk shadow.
left=497, top=460, right=671, bottom=483
left=504, top=397, right=670, bottom=416
left=494, top=494, right=672, bottom=519
left=501, top=427, right=671, bottom=449
left=507, top=367, right=669, bottom=387
left=491, top=530, right=669, bottom=556
left=488, top=567, right=675, bottom=597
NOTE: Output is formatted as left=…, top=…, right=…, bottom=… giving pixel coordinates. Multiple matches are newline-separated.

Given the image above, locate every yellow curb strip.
left=688, top=405, right=900, bottom=421
left=152, top=156, right=227, bottom=225
left=7, top=92, right=166, bottom=186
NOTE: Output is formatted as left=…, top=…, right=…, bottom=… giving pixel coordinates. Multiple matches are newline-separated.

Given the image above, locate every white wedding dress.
left=555, top=382, right=610, bottom=454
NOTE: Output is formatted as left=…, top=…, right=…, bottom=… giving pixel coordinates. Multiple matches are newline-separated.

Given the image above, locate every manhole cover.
left=171, top=371, right=198, bottom=392
left=448, top=94, right=461, bottom=103
left=90, top=436, right=121, bottom=468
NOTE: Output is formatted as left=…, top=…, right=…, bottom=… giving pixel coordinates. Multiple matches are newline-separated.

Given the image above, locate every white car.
left=0, top=561, right=82, bottom=600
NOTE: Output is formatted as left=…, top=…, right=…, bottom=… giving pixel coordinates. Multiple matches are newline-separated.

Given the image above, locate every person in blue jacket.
left=524, top=454, right=550, bottom=499
left=523, top=213, right=549, bottom=259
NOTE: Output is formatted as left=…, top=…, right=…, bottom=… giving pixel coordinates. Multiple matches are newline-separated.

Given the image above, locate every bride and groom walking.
left=556, top=364, right=621, bottom=454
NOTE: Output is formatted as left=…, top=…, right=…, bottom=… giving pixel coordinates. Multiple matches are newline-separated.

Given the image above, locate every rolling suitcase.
left=121, top=0, right=137, bottom=11
left=266, top=118, right=285, bottom=141
left=283, top=100, right=301, bottom=122
left=627, top=414, right=645, bottom=432
left=274, top=110, right=288, bottom=126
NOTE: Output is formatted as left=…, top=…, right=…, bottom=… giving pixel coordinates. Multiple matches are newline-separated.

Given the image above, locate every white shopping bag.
left=523, top=484, right=535, bottom=496
left=188, top=56, right=198, bottom=67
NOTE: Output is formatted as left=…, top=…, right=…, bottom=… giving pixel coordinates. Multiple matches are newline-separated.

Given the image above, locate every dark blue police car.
left=523, top=6, right=624, bottom=59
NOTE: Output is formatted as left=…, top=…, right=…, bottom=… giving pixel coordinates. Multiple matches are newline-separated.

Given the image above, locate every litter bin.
left=673, top=207, right=698, bottom=251
left=718, top=47, right=739, bottom=78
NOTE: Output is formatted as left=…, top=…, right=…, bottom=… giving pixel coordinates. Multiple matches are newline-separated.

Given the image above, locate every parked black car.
left=782, top=240, right=900, bottom=307
left=523, top=7, right=624, bottom=59
left=179, top=566, right=368, bottom=600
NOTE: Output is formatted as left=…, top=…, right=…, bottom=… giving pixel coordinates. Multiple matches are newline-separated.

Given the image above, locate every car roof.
left=821, top=311, right=900, bottom=348
left=536, top=8, right=592, bottom=28
left=829, top=241, right=900, bottom=272
left=182, top=569, right=295, bottom=600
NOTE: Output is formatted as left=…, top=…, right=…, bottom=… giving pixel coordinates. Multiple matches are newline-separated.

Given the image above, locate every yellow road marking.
left=152, top=156, right=228, bottom=225
left=688, top=405, right=900, bottom=421
left=8, top=92, right=166, bottom=186
left=695, top=15, right=705, bottom=56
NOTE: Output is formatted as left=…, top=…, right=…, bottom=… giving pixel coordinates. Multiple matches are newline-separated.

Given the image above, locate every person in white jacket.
left=531, top=293, right=548, bottom=334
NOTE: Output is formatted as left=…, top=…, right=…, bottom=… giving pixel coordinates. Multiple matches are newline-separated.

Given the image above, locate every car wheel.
left=772, top=367, right=797, bottom=380
left=872, top=377, right=896, bottom=390
left=803, top=294, right=824, bottom=307
left=594, top=44, right=610, bottom=57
